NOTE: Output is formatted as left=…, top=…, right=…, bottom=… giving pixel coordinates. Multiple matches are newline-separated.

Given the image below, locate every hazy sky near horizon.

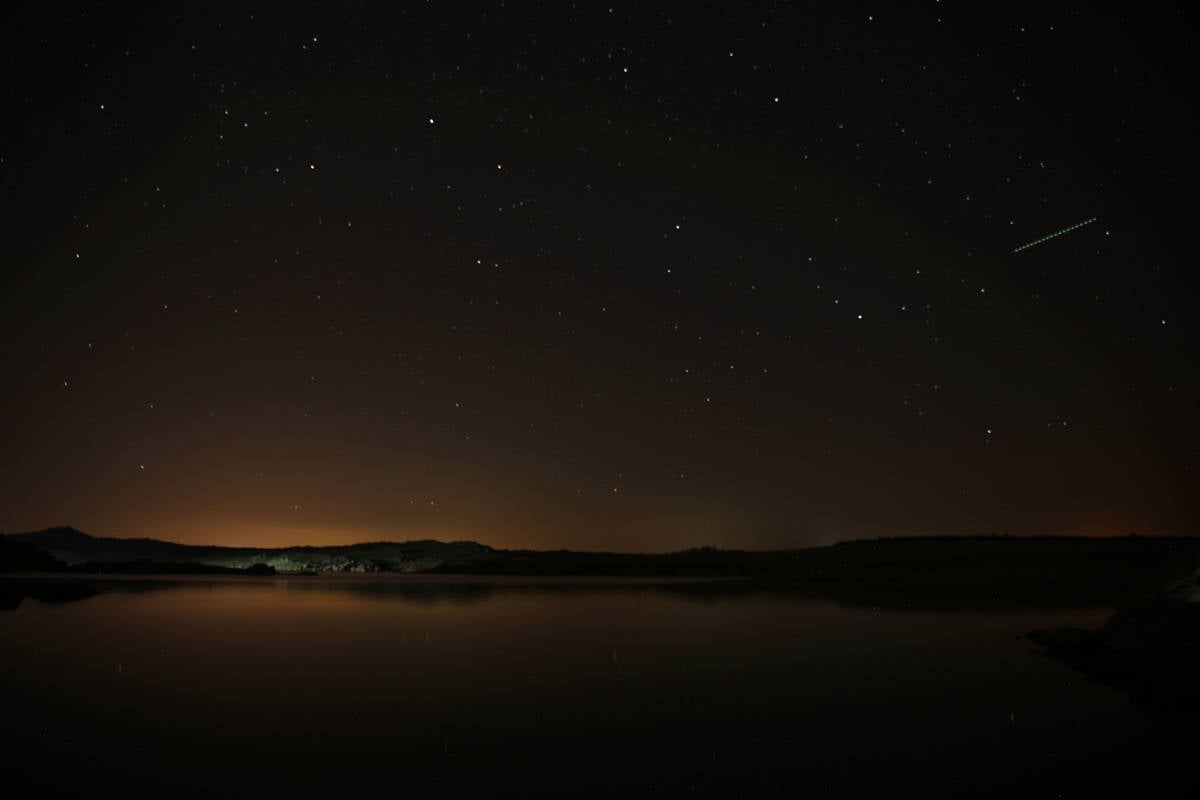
left=2, top=3, right=1196, bottom=550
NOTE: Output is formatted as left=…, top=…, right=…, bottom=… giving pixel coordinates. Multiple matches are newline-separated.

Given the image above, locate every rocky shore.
left=1026, top=561, right=1200, bottom=730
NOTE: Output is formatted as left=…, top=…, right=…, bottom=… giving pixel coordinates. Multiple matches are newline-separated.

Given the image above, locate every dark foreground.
left=4, top=531, right=1197, bottom=796
left=1, top=574, right=1197, bottom=798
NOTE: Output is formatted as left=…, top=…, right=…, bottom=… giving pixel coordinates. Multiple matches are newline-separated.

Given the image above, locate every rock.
left=1027, top=600, right=1200, bottom=730
left=1162, top=562, right=1200, bottom=603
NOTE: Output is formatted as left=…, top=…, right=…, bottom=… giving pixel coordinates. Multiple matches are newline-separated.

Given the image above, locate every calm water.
left=0, top=576, right=1193, bottom=797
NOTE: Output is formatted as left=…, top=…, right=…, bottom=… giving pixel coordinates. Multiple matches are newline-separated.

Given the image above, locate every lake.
left=0, top=575, right=1193, bottom=797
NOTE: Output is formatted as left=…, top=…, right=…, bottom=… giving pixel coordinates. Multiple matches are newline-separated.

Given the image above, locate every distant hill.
left=68, top=560, right=277, bottom=576
left=6, top=528, right=1199, bottom=608
left=433, top=535, right=1200, bottom=607
left=7, top=526, right=497, bottom=573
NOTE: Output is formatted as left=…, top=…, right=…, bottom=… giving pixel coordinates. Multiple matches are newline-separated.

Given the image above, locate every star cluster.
left=1, top=3, right=1195, bottom=549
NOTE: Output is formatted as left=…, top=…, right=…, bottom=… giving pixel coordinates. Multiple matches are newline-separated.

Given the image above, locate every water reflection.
left=0, top=572, right=1154, bottom=613
left=2, top=575, right=761, bottom=610
left=1, top=574, right=1194, bottom=797
left=0, top=578, right=99, bottom=610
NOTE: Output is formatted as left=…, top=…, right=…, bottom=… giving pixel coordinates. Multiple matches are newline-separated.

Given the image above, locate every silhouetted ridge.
left=9, top=527, right=497, bottom=573
left=67, top=560, right=277, bottom=575
left=8, top=529, right=1200, bottom=608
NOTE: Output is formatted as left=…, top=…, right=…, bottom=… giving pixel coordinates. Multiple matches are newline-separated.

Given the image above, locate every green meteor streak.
left=1013, top=217, right=1097, bottom=253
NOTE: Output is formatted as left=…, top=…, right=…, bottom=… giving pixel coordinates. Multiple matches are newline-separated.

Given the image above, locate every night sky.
left=2, top=3, right=1196, bottom=551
